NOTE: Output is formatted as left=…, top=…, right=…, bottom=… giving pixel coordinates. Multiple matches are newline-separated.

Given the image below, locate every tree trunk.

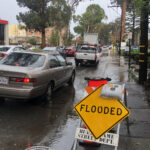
left=121, top=0, right=128, bottom=41
left=87, top=25, right=90, bottom=33
left=139, top=0, right=149, bottom=84
left=132, top=10, right=135, bottom=46
left=119, top=0, right=128, bottom=56
left=41, top=28, right=46, bottom=48
left=58, top=30, right=62, bottom=46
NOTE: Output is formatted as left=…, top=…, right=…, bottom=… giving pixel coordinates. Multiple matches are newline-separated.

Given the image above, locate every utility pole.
left=108, top=0, right=128, bottom=56
left=121, top=0, right=128, bottom=41
left=119, top=0, right=128, bottom=56
left=128, top=39, right=131, bottom=69
left=139, top=0, right=149, bottom=84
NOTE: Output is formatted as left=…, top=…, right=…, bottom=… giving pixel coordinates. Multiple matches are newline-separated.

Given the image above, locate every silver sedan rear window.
left=78, top=47, right=97, bottom=53
left=1, top=53, right=45, bottom=67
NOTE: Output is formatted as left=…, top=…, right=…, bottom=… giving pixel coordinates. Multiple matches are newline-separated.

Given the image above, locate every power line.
left=108, top=5, right=121, bottom=16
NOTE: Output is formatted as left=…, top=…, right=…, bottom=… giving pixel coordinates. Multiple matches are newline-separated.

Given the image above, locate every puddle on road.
left=49, top=117, right=79, bottom=150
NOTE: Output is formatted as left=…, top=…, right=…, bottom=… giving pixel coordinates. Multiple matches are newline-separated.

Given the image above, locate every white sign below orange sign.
left=75, top=128, right=119, bottom=146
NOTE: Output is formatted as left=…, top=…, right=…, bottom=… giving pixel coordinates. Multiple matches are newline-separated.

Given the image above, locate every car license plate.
left=83, top=60, right=87, bottom=62
left=0, top=77, right=8, bottom=85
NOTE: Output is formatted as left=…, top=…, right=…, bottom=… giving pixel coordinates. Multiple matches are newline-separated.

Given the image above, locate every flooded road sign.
left=74, top=85, right=130, bottom=139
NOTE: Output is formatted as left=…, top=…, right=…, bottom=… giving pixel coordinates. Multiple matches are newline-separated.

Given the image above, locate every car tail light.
left=1, top=53, right=7, bottom=57
left=90, top=45, right=94, bottom=47
left=95, top=55, right=97, bottom=59
left=74, top=53, right=77, bottom=57
left=10, top=77, right=36, bottom=83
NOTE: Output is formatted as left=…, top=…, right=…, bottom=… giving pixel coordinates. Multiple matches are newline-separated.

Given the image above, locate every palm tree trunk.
left=121, top=0, right=128, bottom=41
left=41, top=28, right=45, bottom=48
left=58, top=30, right=63, bottom=46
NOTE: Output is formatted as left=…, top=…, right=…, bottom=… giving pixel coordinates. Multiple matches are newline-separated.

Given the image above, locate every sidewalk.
left=119, top=82, right=150, bottom=150
left=100, top=54, right=150, bottom=150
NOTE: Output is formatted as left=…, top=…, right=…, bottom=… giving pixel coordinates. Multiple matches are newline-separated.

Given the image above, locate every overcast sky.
left=0, top=0, right=121, bottom=33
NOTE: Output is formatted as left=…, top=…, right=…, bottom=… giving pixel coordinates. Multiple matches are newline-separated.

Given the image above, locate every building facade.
left=9, top=25, right=68, bottom=46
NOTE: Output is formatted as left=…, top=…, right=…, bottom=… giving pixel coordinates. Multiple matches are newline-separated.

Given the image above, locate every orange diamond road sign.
left=74, top=85, right=130, bottom=139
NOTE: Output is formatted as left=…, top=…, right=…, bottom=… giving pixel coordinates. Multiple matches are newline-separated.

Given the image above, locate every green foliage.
left=52, top=0, right=72, bottom=30
left=74, top=26, right=84, bottom=37
left=27, top=38, right=37, bottom=45
left=16, top=0, right=54, bottom=32
left=98, top=18, right=121, bottom=45
left=48, top=30, right=59, bottom=46
left=16, top=0, right=72, bottom=47
left=64, top=32, right=74, bottom=46
left=125, top=0, right=140, bottom=34
left=98, top=23, right=110, bottom=45
left=31, top=47, right=42, bottom=51
left=134, top=0, right=150, bottom=14
left=73, top=4, right=107, bottom=35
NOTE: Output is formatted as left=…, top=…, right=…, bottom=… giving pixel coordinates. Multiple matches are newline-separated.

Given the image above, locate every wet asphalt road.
left=0, top=50, right=149, bottom=150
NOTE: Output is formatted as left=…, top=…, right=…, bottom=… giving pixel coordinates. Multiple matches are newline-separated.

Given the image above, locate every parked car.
left=43, top=46, right=66, bottom=58
left=42, top=46, right=59, bottom=54
left=0, top=51, right=75, bottom=103
left=56, top=46, right=66, bottom=58
left=0, top=45, right=25, bottom=58
left=74, top=45, right=101, bottom=66
left=64, top=46, right=76, bottom=57
left=102, top=45, right=108, bottom=51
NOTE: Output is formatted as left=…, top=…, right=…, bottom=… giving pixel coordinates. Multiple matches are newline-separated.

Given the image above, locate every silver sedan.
left=0, top=51, right=75, bottom=102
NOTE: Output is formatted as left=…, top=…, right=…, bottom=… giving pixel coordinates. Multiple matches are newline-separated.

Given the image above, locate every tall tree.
left=52, top=0, right=72, bottom=45
left=111, top=0, right=131, bottom=41
left=98, top=18, right=121, bottom=45
left=16, top=0, right=53, bottom=48
left=48, top=30, right=59, bottom=46
left=16, top=0, right=72, bottom=48
left=125, top=0, right=140, bottom=45
left=73, top=4, right=107, bottom=36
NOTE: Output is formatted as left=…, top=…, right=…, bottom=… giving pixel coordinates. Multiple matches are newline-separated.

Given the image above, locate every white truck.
left=84, top=33, right=99, bottom=45
left=74, top=45, right=102, bottom=66
left=74, top=33, right=101, bottom=66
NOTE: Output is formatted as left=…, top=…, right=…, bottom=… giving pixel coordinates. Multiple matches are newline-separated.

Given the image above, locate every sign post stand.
left=73, top=78, right=130, bottom=150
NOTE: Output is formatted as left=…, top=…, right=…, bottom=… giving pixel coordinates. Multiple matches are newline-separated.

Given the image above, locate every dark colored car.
left=42, top=47, right=59, bottom=54
left=64, top=46, right=76, bottom=57
left=56, top=46, right=66, bottom=59
left=43, top=46, right=66, bottom=59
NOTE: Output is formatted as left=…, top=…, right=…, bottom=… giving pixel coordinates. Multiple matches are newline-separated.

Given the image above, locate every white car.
left=75, top=45, right=101, bottom=66
left=0, top=45, right=25, bottom=58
